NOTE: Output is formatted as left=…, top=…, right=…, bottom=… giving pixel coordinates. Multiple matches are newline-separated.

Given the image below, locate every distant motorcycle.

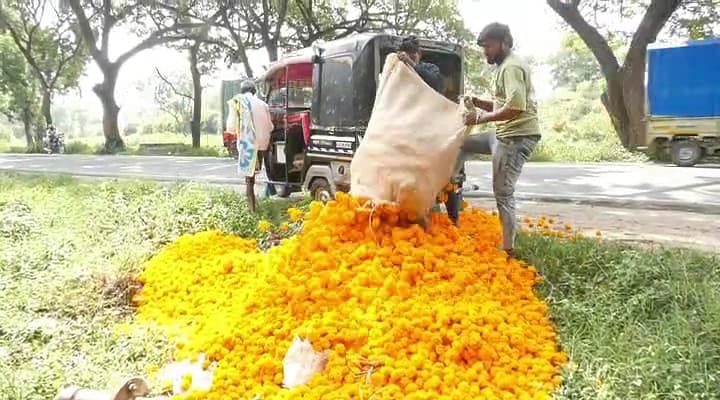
left=43, top=126, right=65, bottom=154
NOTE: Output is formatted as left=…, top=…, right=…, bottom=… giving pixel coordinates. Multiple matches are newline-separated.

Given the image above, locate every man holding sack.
left=463, top=23, right=541, bottom=258
left=397, top=36, right=463, bottom=225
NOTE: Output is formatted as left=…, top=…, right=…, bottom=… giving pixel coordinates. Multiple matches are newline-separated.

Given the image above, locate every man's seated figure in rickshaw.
left=396, top=36, right=463, bottom=224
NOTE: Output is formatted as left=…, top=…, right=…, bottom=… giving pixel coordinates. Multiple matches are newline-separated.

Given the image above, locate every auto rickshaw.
left=230, top=33, right=465, bottom=200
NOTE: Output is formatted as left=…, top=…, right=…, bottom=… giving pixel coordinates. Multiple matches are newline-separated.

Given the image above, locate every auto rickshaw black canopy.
left=307, top=33, right=464, bottom=133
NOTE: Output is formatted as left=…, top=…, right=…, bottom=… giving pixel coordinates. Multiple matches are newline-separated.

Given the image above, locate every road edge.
left=2, top=168, right=719, bottom=216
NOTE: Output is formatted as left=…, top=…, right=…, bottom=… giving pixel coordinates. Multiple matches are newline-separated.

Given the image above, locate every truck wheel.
left=671, top=140, right=702, bottom=167
left=310, top=178, right=333, bottom=203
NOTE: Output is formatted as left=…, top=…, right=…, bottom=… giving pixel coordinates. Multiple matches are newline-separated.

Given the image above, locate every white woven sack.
left=350, top=53, right=470, bottom=217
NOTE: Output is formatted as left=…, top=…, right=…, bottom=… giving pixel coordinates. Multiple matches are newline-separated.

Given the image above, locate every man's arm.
left=465, top=66, right=526, bottom=125
left=471, top=97, right=494, bottom=112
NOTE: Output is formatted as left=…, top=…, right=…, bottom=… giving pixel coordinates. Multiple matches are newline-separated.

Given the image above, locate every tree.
left=548, top=33, right=625, bottom=89
left=285, top=0, right=469, bottom=49
left=148, top=1, right=230, bottom=146
left=233, top=0, right=289, bottom=62
left=464, top=46, right=493, bottom=96
left=153, top=68, right=193, bottom=135
left=547, top=0, right=719, bottom=149
left=285, top=1, right=380, bottom=48
left=368, top=0, right=468, bottom=41
left=0, top=0, right=87, bottom=130
left=66, top=0, right=209, bottom=152
left=0, top=34, right=40, bottom=147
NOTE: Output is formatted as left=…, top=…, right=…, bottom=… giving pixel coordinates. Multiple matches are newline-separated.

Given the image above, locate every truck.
left=646, top=39, right=720, bottom=167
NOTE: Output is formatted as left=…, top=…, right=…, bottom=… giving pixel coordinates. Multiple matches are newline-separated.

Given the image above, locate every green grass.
left=518, top=235, right=720, bottom=399
left=0, top=173, right=299, bottom=399
left=0, top=173, right=717, bottom=399
left=120, top=143, right=224, bottom=157
left=1, top=132, right=227, bottom=157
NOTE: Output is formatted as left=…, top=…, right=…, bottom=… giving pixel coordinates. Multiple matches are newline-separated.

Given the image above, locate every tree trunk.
left=237, top=47, right=254, bottom=78
left=266, top=41, right=279, bottom=62
left=22, top=107, right=34, bottom=148
left=189, top=44, right=202, bottom=148
left=621, top=56, right=649, bottom=149
left=41, top=89, right=53, bottom=127
left=601, top=71, right=631, bottom=148
left=93, top=65, right=124, bottom=152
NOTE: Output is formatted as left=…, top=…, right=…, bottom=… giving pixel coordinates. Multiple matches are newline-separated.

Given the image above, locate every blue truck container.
left=646, top=39, right=720, bottom=166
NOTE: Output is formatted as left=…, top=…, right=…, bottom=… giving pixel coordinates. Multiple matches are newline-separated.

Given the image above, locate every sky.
left=69, top=0, right=568, bottom=121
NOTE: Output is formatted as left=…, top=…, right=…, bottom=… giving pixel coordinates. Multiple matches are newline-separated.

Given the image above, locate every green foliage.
left=123, top=143, right=223, bottom=157
left=548, top=33, right=627, bottom=90
left=536, top=81, right=645, bottom=162
left=518, top=233, right=720, bottom=399
left=378, top=0, right=469, bottom=42
left=0, top=0, right=88, bottom=120
left=671, top=0, right=720, bottom=39
left=0, top=125, right=12, bottom=143
left=569, top=0, right=719, bottom=41
left=464, top=47, right=493, bottom=96
left=63, top=141, right=99, bottom=155
left=0, top=35, right=38, bottom=132
left=152, top=69, right=193, bottom=134
left=549, top=35, right=601, bottom=89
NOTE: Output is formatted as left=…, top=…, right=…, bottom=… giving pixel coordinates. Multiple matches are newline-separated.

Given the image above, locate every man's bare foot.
left=504, top=248, right=514, bottom=261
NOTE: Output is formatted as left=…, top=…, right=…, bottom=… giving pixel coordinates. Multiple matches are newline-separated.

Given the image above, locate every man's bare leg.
left=245, top=176, right=257, bottom=213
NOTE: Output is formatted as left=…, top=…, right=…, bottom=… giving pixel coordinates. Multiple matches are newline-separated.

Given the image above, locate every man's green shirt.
left=492, top=53, right=540, bottom=138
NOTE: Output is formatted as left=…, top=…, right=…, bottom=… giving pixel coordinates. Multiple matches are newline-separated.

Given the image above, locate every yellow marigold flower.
left=257, top=219, right=271, bottom=233
left=279, top=222, right=290, bottom=232
left=181, top=373, right=193, bottom=392
left=287, top=207, right=304, bottom=222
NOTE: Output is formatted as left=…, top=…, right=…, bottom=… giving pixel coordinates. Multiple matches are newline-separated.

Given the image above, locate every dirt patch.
left=469, top=198, right=720, bottom=253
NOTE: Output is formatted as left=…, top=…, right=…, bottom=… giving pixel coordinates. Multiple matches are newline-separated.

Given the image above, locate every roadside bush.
left=64, top=141, right=98, bottom=155
left=537, top=81, right=646, bottom=162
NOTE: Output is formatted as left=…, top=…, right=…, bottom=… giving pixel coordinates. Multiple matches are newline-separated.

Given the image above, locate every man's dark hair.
left=399, top=35, right=421, bottom=54
left=477, top=22, right=513, bottom=48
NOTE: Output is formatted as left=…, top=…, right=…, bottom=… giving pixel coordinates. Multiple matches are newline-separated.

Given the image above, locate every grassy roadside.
left=2, top=142, right=226, bottom=157
left=1, top=132, right=227, bottom=158
left=0, top=173, right=717, bottom=399
left=518, top=235, right=720, bottom=399
left=0, top=174, right=298, bottom=399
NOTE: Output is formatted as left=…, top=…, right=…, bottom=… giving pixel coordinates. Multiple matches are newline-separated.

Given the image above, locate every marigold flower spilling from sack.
left=135, top=193, right=567, bottom=399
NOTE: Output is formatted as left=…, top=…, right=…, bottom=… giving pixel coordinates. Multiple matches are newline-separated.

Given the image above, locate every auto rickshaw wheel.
left=310, top=178, right=333, bottom=203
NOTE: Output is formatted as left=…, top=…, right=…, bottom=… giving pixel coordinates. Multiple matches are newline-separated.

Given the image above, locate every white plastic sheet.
left=282, top=337, right=329, bottom=389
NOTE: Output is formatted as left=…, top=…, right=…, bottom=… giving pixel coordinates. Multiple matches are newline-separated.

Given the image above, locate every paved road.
left=1, top=154, right=719, bottom=213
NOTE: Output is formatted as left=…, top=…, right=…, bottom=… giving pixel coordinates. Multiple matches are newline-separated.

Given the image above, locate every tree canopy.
left=548, top=0, right=719, bottom=149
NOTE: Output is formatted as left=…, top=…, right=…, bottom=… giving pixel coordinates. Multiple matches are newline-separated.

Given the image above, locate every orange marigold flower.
left=134, top=198, right=568, bottom=399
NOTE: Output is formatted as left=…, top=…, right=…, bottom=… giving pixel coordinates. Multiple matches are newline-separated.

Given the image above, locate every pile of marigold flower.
left=522, top=216, right=602, bottom=240
left=134, top=193, right=567, bottom=399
